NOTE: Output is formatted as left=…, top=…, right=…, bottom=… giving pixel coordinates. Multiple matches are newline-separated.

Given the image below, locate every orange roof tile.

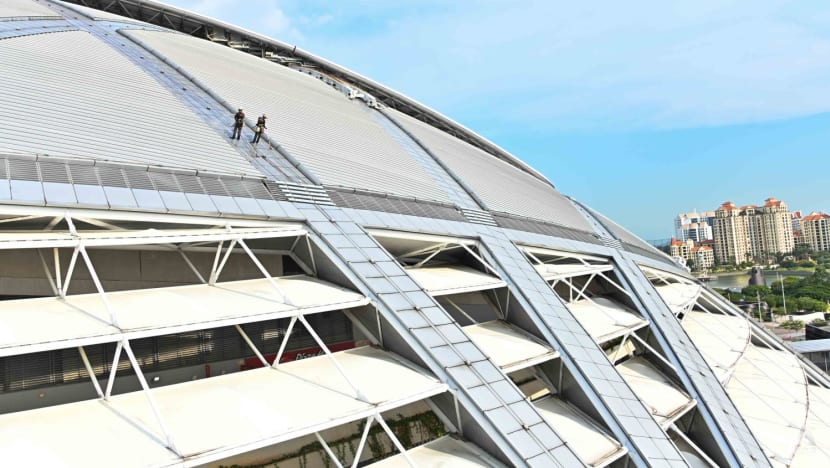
left=803, top=212, right=830, bottom=222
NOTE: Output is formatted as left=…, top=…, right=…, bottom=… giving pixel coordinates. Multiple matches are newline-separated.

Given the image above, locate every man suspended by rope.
left=231, top=108, right=245, bottom=140
left=252, top=114, right=267, bottom=144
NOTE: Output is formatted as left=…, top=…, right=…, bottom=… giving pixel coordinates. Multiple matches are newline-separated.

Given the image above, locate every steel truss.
left=0, top=209, right=441, bottom=465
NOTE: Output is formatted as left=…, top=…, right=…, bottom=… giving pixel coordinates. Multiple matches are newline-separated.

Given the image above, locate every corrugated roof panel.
left=125, top=30, right=455, bottom=204
left=0, top=31, right=257, bottom=176
left=389, top=109, right=595, bottom=231
left=0, top=0, right=60, bottom=19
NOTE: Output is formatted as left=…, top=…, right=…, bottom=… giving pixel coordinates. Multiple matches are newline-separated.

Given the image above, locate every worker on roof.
left=231, top=108, right=245, bottom=140
left=252, top=114, right=267, bottom=144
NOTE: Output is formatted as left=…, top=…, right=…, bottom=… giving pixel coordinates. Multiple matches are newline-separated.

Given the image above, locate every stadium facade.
left=1, top=1, right=828, bottom=467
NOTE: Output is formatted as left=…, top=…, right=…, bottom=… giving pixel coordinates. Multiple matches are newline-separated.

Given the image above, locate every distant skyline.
left=164, top=0, right=830, bottom=240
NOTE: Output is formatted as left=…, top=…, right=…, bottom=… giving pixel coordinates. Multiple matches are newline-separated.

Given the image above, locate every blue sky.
left=164, top=0, right=830, bottom=240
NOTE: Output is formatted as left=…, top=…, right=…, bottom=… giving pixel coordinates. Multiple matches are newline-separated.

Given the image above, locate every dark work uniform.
left=232, top=110, right=245, bottom=140
left=252, top=116, right=267, bottom=144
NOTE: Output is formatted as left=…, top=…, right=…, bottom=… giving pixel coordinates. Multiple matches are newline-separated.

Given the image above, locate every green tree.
left=742, top=285, right=771, bottom=298
left=781, top=319, right=805, bottom=330
left=686, top=258, right=696, bottom=271
left=794, top=244, right=813, bottom=260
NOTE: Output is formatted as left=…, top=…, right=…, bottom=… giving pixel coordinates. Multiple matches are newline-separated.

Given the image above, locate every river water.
left=705, top=270, right=812, bottom=290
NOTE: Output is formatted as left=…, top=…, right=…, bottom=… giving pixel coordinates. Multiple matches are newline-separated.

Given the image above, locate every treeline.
left=716, top=267, right=830, bottom=314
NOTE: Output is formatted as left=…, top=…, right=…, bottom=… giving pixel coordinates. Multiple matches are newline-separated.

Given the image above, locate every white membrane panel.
left=533, top=263, right=614, bottom=281
left=791, top=385, right=830, bottom=465
left=0, top=226, right=304, bottom=250
left=565, top=297, right=648, bottom=343
left=463, top=320, right=558, bottom=373
left=0, top=347, right=446, bottom=466
left=0, top=275, right=368, bottom=356
left=617, top=357, right=695, bottom=427
left=406, top=265, right=505, bottom=296
left=369, top=435, right=506, bottom=467
left=726, top=344, right=808, bottom=465
left=534, top=397, right=627, bottom=467
left=682, top=311, right=750, bottom=383
left=654, top=283, right=702, bottom=315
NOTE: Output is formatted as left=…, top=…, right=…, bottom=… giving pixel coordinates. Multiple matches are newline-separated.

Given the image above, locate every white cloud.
left=164, top=0, right=830, bottom=131
left=287, top=0, right=830, bottom=130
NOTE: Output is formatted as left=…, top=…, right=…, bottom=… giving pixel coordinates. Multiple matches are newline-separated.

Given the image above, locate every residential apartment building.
left=803, top=212, right=830, bottom=251
left=713, top=202, right=750, bottom=264
left=675, top=211, right=715, bottom=242
left=670, top=238, right=694, bottom=259
left=693, top=245, right=715, bottom=270
left=712, top=198, right=795, bottom=264
left=759, top=198, right=795, bottom=257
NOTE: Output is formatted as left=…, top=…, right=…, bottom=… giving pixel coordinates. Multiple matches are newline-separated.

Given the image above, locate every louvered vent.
left=493, top=213, right=602, bottom=245
left=461, top=208, right=497, bottom=226
left=279, top=182, right=333, bottom=205
left=199, top=177, right=231, bottom=197
left=37, top=162, right=71, bottom=184
left=70, top=165, right=105, bottom=186
left=8, top=159, right=40, bottom=182
left=122, top=170, right=155, bottom=190
left=327, top=189, right=465, bottom=221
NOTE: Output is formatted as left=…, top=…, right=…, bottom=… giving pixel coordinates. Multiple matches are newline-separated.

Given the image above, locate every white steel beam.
left=314, top=432, right=345, bottom=468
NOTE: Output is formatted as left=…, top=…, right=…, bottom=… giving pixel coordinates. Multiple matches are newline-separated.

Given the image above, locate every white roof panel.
left=0, top=0, right=60, bottom=19
left=406, top=265, right=505, bottom=296
left=534, top=397, right=626, bottom=467
left=726, top=344, right=808, bottom=464
left=0, top=346, right=445, bottom=466
left=0, top=32, right=256, bottom=176
left=0, top=275, right=368, bottom=356
left=654, top=283, right=702, bottom=315
left=126, top=30, right=454, bottom=204
left=789, top=338, right=830, bottom=353
left=369, top=435, right=506, bottom=467
left=565, top=297, right=648, bottom=343
left=617, top=357, right=695, bottom=427
left=0, top=226, right=304, bottom=250
left=463, top=320, right=558, bottom=373
left=534, top=263, right=614, bottom=281
left=682, top=311, right=750, bottom=383
left=389, top=109, right=596, bottom=231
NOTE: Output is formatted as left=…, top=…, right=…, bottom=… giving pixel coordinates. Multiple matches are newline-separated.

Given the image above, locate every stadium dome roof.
left=0, top=1, right=827, bottom=467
